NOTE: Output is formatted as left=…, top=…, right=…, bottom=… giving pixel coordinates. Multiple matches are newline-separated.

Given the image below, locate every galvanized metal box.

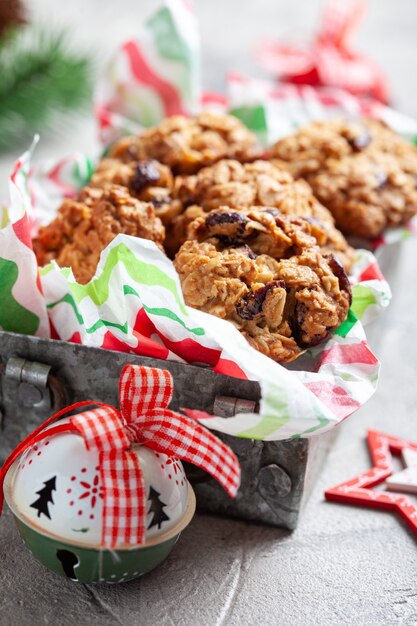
left=0, top=330, right=336, bottom=530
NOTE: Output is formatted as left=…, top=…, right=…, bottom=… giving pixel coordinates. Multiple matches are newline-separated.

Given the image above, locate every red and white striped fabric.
left=0, top=364, right=240, bottom=549
left=318, top=0, right=365, bottom=48
left=119, top=365, right=240, bottom=498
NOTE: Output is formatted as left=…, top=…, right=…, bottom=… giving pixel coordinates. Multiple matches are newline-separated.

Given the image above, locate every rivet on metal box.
left=0, top=330, right=335, bottom=530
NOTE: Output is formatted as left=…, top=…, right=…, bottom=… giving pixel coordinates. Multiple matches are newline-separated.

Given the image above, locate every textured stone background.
left=1, top=1, right=417, bottom=625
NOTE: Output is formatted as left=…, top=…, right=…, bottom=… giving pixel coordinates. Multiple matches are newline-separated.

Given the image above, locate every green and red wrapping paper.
left=95, top=0, right=201, bottom=146
left=1, top=0, right=414, bottom=442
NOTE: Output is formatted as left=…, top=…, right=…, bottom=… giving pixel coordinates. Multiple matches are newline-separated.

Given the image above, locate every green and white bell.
left=4, top=419, right=195, bottom=583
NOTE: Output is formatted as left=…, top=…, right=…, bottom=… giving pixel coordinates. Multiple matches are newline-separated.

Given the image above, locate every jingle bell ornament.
left=4, top=423, right=194, bottom=584
left=1, top=365, right=240, bottom=584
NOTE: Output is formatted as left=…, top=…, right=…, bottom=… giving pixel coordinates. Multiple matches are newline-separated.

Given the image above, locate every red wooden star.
left=325, top=430, right=417, bottom=534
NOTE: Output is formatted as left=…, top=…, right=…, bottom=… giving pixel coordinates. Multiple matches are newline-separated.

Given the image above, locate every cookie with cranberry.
left=169, top=159, right=354, bottom=269
left=109, top=112, right=260, bottom=175
left=174, top=207, right=351, bottom=363
left=270, top=118, right=417, bottom=238
left=34, top=185, right=165, bottom=284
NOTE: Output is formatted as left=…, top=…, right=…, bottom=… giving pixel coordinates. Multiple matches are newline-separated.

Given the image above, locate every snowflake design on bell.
left=78, top=474, right=104, bottom=509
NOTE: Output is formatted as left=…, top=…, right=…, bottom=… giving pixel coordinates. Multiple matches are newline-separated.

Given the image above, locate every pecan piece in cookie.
left=271, top=118, right=417, bottom=238
left=174, top=212, right=351, bottom=363
left=34, top=185, right=165, bottom=284
left=109, top=113, right=260, bottom=175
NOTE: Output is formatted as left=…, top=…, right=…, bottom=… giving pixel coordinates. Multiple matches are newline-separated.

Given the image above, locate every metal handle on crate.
left=213, top=395, right=259, bottom=417
left=184, top=394, right=260, bottom=485
left=2, top=356, right=66, bottom=411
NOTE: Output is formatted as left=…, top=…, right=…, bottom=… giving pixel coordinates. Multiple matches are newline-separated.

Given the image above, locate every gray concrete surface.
left=1, top=1, right=417, bottom=625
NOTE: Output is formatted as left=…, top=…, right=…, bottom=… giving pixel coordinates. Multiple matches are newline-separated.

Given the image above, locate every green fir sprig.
left=0, top=27, right=93, bottom=151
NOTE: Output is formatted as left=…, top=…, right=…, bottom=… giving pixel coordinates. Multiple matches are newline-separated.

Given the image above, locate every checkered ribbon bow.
left=257, top=0, right=388, bottom=103
left=0, top=365, right=240, bottom=548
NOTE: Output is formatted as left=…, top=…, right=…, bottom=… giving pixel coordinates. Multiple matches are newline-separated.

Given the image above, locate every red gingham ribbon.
left=0, top=365, right=240, bottom=548
left=257, top=0, right=389, bottom=103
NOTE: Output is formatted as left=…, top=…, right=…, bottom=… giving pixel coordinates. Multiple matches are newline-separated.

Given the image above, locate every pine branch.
left=0, top=26, right=93, bottom=151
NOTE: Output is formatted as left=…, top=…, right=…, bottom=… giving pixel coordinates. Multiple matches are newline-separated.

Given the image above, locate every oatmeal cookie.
left=169, top=159, right=354, bottom=269
left=34, top=185, right=165, bottom=284
left=90, top=158, right=183, bottom=224
left=174, top=208, right=351, bottom=363
left=271, top=118, right=417, bottom=238
left=109, top=112, right=260, bottom=174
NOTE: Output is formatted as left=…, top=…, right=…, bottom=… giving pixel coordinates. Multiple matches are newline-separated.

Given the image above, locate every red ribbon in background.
left=0, top=365, right=241, bottom=548
left=257, top=0, right=389, bottom=104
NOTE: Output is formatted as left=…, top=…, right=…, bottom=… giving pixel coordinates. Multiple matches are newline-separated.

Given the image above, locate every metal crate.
left=0, top=330, right=336, bottom=530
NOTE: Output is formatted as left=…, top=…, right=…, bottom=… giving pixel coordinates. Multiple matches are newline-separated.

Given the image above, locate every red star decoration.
left=325, top=430, right=417, bottom=534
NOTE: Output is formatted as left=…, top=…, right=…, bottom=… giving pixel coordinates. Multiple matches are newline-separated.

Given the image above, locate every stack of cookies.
left=34, top=112, right=417, bottom=363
